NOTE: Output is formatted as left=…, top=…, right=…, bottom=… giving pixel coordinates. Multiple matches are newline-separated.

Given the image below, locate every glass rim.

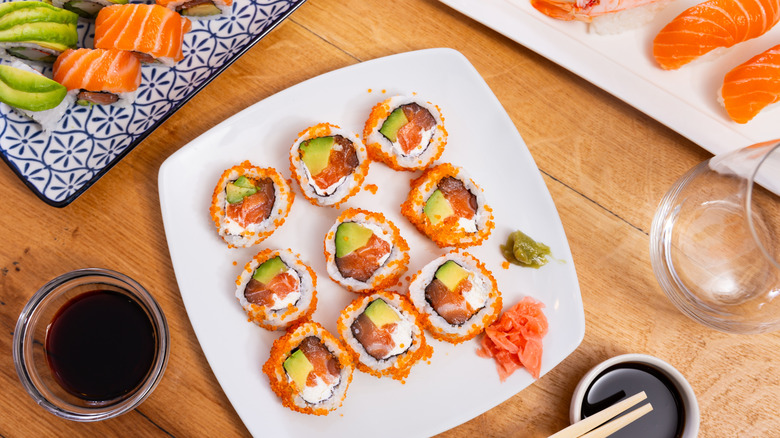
left=745, top=142, right=780, bottom=272
left=12, top=268, right=170, bottom=422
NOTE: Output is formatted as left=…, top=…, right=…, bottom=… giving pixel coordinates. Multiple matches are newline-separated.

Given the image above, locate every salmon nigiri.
left=653, top=0, right=780, bottom=70
left=721, top=44, right=780, bottom=123
left=53, top=48, right=141, bottom=106
left=94, top=4, right=192, bottom=67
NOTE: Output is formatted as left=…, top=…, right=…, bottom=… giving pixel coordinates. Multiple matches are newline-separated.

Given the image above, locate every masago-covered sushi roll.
left=263, top=321, right=354, bottom=416
left=156, top=0, right=232, bottom=19
left=337, top=290, right=432, bottom=381
left=408, top=250, right=502, bottom=344
left=401, top=163, right=494, bottom=248
left=209, top=161, right=294, bottom=248
left=363, top=95, right=447, bottom=171
left=235, top=249, right=317, bottom=331
left=0, top=2, right=78, bottom=64
left=0, top=61, right=75, bottom=133
left=289, top=123, right=369, bottom=208
left=53, top=48, right=141, bottom=106
left=324, top=208, right=410, bottom=293
left=94, top=4, right=192, bottom=67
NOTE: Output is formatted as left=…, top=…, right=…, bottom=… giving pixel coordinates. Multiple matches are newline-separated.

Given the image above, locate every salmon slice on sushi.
left=235, top=249, right=317, bottom=331
left=209, top=161, right=294, bottom=248
left=337, top=291, right=432, bottom=381
left=721, top=44, right=780, bottom=123
left=94, top=4, right=192, bottom=67
left=289, top=123, right=369, bottom=207
left=263, top=322, right=354, bottom=416
left=156, top=0, right=233, bottom=19
left=408, top=250, right=503, bottom=344
left=324, top=208, right=410, bottom=293
left=53, top=48, right=141, bottom=106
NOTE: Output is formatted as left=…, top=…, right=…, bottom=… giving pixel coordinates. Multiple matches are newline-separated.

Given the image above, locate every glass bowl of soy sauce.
left=569, top=354, right=699, bottom=438
left=13, top=268, right=169, bottom=421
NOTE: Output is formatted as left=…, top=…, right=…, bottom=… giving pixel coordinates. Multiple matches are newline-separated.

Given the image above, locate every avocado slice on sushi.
left=299, top=136, right=334, bottom=176
left=0, top=2, right=79, bottom=56
left=334, top=222, right=374, bottom=258
left=0, top=65, right=67, bottom=112
left=363, top=299, right=400, bottom=328
left=423, top=189, right=454, bottom=225
left=434, top=261, right=469, bottom=291
left=180, top=2, right=222, bottom=17
left=379, top=108, right=408, bottom=143
left=283, top=349, right=313, bottom=391
left=252, top=256, right=287, bottom=284
left=225, top=178, right=257, bottom=203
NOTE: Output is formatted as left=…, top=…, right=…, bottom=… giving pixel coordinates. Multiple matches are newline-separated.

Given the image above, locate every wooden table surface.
left=2, top=0, right=778, bottom=436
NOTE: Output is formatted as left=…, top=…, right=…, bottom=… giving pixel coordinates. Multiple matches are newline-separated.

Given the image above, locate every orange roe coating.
left=362, top=97, right=447, bottom=171
left=365, top=184, right=378, bottom=194
left=502, top=261, right=510, bottom=270
left=209, top=161, right=294, bottom=248
left=235, top=248, right=317, bottom=331
left=288, top=123, right=369, bottom=208
left=262, top=322, right=354, bottom=415
left=336, top=291, right=433, bottom=381
left=323, top=208, right=410, bottom=293
left=400, top=163, right=494, bottom=248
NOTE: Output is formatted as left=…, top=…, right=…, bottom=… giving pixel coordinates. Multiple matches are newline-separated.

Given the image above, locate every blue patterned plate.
left=0, top=0, right=305, bottom=207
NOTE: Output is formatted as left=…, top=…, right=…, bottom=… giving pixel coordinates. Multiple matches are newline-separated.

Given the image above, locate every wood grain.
left=1, top=0, right=778, bottom=437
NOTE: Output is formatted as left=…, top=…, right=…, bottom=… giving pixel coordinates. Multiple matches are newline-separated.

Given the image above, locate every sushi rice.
left=408, top=250, right=503, bottom=344
left=234, top=248, right=317, bottom=331
left=0, top=60, right=75, bottom=134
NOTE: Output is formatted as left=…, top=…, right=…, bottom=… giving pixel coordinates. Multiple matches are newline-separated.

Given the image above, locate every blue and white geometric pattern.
left=0, top=0, right=305, bottom=207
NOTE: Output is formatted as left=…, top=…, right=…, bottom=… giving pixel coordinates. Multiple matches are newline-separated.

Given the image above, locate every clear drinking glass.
left=650, top=140, right=780, bottom=334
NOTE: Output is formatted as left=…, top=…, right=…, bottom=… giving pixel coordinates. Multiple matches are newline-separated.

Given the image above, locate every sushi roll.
left=156, top=0, right=232, bottom=19
left=289, top=123, right=369, bottom=208
left=401, top=163, right=494, bottom=248
left=234, top=249, right=317, bottom=331
left=50, top=0, right=128, bottom=20
left=324, top=208, right=410, bottom=293
left=408, top=250, right=502, bottom=344
left=337, top=290, right=433, bottom=381
left=0, top=61, right=75, bottom=134
left=363, top=95, right=447, bottom=171
left=209, top=161, right=294, bottom=248
left=53, top=48, right=141, bottom=106
left=262, top=321, right=354, bottom=416
left=0, top=2, right=78, bottom=64
left=94, top=4, right=192, bottom=67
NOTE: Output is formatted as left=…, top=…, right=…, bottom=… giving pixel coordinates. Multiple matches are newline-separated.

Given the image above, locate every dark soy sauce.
left=581, top=362, right=685, bottom=438
left=45, top=290, right=156, bottom=402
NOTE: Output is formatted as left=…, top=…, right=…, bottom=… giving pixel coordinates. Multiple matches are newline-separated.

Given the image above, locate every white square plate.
left=158, top=48, right=584, bottom=437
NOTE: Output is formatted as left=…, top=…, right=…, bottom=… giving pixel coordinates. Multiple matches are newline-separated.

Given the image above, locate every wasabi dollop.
left=500, top=230, right=551, bottom=268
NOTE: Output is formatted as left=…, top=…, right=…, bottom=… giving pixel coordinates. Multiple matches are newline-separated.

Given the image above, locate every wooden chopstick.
left=579, top=403, right=653, bottom=438
left=548, top=391, right=649, bottom=438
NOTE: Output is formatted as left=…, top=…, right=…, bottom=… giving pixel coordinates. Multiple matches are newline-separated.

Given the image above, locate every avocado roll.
left=0, top=2, right=78, bottom=64
left=324, top=208, right=410, bottom=293
left=0, top=61, right=74, bottom=133
left=289, top=123, right=369, bottom=208
left=262, top=321, right=353, bottom=416
left=408, top=250, right=502, bottom=344
left=235, top=249, right=317, bottom=331
left=337, top=290, right=432, bottom=381
left=400, top=162, right=494, bottom=248
left=209, top=161, right=294, bottom=248
left=50, top=0, right=128, bottom=20
left=363, top=95, right=447, bottom=171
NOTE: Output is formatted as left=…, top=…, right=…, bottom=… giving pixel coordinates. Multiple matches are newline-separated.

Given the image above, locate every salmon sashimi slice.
left=311, top=136, right=359, bottom=190
left=350, top=312, right=398, bottom=360
left=298, top=336, right=341, bottom=387
left=653, top=0, right=780, bottom=70
left=53, top=48, right=141, bottom=94
left=397, top=103, right=437, bottom=154
left=477, top=296, right=548, bottom=380
left=438, top=177, right=477, bottom=220
left=424, top=277, right=476, bottom=325
left=244, top=272, right=300, bottom=308
left=335, top=234, right=391, bottom=282
left=721, top=44, right=780, bottom=123
left=226, top=177, right=275, bottom=228
left=94, top=4, right=192, bottom=66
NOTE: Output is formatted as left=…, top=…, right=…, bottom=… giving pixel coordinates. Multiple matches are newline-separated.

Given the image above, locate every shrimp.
left=531, top=0, right=668, bottom=25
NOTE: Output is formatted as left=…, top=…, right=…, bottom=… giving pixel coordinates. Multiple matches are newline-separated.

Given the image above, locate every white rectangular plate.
left=158, top=48, right=584, bottom=437
left=438, top=0, right=780, bottom=156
